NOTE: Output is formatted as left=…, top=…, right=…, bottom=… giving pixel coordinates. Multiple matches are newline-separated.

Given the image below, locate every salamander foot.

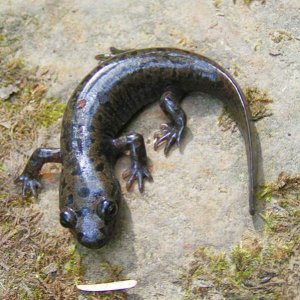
left=154, top=123, right=184, bottom=155
left=113, top=133, right=153, bottom=193
left=122, top=162, right=153, bottom=193
left=15, top=148, right=61, bottom=197
left=15, top=175, right=42, bottom=197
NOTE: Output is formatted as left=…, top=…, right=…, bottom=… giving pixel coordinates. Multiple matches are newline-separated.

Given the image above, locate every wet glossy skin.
left=17, top=48, right=257, bottom=249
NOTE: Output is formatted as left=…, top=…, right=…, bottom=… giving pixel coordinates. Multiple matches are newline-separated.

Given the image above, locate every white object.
left=76, top=279, right=137, bottom=292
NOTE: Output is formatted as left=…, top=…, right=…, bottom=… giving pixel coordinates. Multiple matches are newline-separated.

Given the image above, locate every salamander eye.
left=60, top=208, right=77, bottom=228
left=97, top=199, right=118, bottom=220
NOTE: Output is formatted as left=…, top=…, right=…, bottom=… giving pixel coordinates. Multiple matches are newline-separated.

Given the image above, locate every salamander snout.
left=77, top=230, right=107, bottom=249
left=75, top=212, right=110, bottom=249
left=60, top=208, right=109, bottom=249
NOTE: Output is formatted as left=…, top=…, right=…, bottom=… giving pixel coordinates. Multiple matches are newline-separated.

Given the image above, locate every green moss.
left=36, top=252, right=45, bottom=263
left=63, top=248, right=82, bottom=276
left=31, top=288, right=44, bottom=300
left=231, top=245, right=254, bottom=271
left=232, top=64, right=241, bottom=77
left=245, top=87, right=273, bottom=120
left=98, top=261, right=125, bottom=283
left=243, top=0, right=254, bottom=5
left=74, top=262, right=128, bottom=299
left=34, top=98, right=66, bottom=128
left=0, top=53, right=65, bottom=159
left=253, top=39, right=263, bottom=52
left=0, top=33, right=6, bottom=42
left=181, top=172, right=300, bottom=298
left=19, top=287, right=44, bottom=300
left=270, top=30, right=293, bottom=44
left=218, top=86, right=273, bottom=131
left=210, top=251, right=229, bottom=275
left=259, top=172, right=300, bottom=197
left=0, top=191, right=35, bottom=207
left=257, top=185, right=273, bottom=201
left=0, top=32, right=81, bottom=299
left=231, top=245, right=259, bottom=283
left=213, top=0, right=222, bottom=8
left=218, top=106, right=236, bottom=132
left=233, top=0, right=266, bottom=6
left=98, top=294, right=128, bottom=300
left=0, top=80, right=65, bottom=128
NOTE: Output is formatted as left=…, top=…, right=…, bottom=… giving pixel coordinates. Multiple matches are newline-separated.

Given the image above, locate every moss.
left=231, top=244, right=259, bottom=282
left=32, top=288, right=44, bottom=300
left=259, top=172, right=300, bottom=197
left=243, top=0, right=254, bottom=5
left=181, top=172, right=300, bottom=298
left=270, top=30, right=293, bottom=44
left=253, top=39, right=263, bottom=52
left=0, top=204, right=84, bottom=299
left=213, top=0, right=222, bottom=8
left=218, top=86, right=273, bottom=131
left=0, top=30, right=128, bottom=300
left=63, top=247, right=82, bottom=278
left=70, top=262, right=128, bottom=300
left=218, top=106, right=237, bottom=132
left=245, top=87, right=273, bottom=121
left=98, top=294, right=128, bottom=300
left=0, top=54, right=65, bottom=159
left=0, top=32, right=65, bottom=159
left=99, top=262, right=124, bottom=281
left=233, top=0, right=266, bottom=6
left=0, top=33, right=6, bottom=42
left=210, top=251, right=229, bottom=275
left=26, top=287, right=44, bottom=300
left=0, top=31, right=83, bottom=300
left=232, top=64, right=241, bottom=77
left=34, top=98, right=66, bottom=128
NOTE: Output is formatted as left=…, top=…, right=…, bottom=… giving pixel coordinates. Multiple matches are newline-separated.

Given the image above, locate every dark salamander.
left=17, top=48, right=257, bottom=249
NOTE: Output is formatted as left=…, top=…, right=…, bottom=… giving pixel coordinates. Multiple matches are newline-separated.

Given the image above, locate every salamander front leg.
left=113, top=133, right=152, bottom=193
left=154, top=87, right=187, bottom=155
left=16, top=148, right=61, bottom=197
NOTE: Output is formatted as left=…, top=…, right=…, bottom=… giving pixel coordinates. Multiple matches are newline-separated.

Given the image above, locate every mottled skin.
left=16, top=48, right=257, bottom=249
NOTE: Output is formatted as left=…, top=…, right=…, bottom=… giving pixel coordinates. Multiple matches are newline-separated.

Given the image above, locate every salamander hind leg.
left=16, top=148, right=61, bottom=197
left=154, top=87, right=187, bottom=155
left=112, top=133, right=152, bottom=193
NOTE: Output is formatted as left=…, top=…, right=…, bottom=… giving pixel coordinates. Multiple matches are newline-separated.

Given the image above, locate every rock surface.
left=1, top=0, right=299, bottom=299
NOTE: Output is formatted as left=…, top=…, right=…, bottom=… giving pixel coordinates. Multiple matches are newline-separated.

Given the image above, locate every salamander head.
left=59, top=185, right=121, bottom=249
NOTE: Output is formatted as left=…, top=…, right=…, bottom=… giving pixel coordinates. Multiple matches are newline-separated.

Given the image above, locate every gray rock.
left=2, top=0, right=299, bottom=299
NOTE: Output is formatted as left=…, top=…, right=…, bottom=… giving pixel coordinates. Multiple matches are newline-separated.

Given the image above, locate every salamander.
left=16, top=48, right=257, bottom=249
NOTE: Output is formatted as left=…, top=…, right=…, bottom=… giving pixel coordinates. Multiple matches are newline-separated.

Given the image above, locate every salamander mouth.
left=77, top=232, right=108, bottom=249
